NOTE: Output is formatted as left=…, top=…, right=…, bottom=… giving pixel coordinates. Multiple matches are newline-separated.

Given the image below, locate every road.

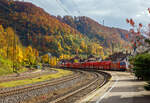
left=78, top=71, right=150, bottom=103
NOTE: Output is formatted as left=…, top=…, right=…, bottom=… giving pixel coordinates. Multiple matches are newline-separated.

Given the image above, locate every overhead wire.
left=56, top=0, right=70, bottom=15
left=28, top=0, right=80, bottom=16
left=71, top=0, right=81, bottom=15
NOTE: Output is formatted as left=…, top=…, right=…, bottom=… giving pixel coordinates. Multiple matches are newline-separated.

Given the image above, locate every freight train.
left=60, top=61, right=127, bottom=71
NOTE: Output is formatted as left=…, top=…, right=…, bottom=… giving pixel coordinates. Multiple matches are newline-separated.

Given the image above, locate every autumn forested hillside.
left=0, top=0, right=105, bottom=75
left=57, top=16, right=130, bottom=54
left=0, top=0, right=103, bottom=57
left=0, top=0, right=132, bottom=75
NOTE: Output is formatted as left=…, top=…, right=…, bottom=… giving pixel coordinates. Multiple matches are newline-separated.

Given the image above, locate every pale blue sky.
left=21, top=0, right=150, bottom=30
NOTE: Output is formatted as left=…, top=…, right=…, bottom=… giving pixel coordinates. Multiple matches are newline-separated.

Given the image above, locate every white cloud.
left=21, top=0, right=150, bottom=30
left=86, top=10, right=111, bottom=16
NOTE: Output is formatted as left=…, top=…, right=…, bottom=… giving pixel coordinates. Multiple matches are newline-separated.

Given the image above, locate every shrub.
left=132, top=53, right=150, bottom=80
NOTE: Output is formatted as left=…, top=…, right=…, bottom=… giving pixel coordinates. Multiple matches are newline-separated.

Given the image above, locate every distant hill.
left=0, top=0, right=103, bottom=57
left=56, top=16, right=130, bottom=54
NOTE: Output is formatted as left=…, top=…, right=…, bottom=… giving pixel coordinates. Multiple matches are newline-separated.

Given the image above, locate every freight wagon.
left=60, top=61, right=126, bottom=71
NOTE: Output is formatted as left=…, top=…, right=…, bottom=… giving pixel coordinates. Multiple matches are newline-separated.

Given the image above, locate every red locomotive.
left=60, top=52, right=129, bottom=71
left=60, top=61, right=127, bottom=71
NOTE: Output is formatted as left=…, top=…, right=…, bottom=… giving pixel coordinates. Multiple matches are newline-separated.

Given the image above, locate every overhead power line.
left=71, top=0, right=81, bottom=15
left=55, top=0, right=70, bottom=14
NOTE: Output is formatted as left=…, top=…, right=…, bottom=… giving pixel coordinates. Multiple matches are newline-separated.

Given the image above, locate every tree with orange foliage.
left=128, top=8, right=150, bottom=89
left=126, top=9, right=150, bottom=54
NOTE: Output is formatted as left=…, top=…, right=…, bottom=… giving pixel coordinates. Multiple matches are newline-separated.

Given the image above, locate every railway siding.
left=0, top=68, right=72, bottom=88
left=0, top=69, right=111, bottom=103
left=0, top=68, right=58, bottom=83
left=0, top=69, right=83, bottom=103
left=53, top=70, right=111, bottom=103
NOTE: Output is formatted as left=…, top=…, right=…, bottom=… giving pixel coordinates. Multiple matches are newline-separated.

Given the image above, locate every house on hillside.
left=86, top=55, right=102, bottom=62
left=69, top=56, right=81, bottom=63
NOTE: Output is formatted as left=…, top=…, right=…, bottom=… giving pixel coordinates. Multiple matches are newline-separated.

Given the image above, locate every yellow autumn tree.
left=59, top=54, right=71, bottom=60
left=49, top=57, right=58, bottom=67
left=0, top=26, right=21, bottom=60
left=15, top=46, right=24, bottom=63
left=24, top=46, right=39, bottom=65
left=41, top=54, right=49, bottom=63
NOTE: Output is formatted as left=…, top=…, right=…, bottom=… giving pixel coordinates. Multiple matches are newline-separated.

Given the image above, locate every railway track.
left=0, top=70, right=91, bottom=103
left=0, top=69, right=57, bottom=83
left=0, top=69, right=110, bottom=103
left=41, top=69, right=111, bottom=103
left=0, top=71, right=82, bottom=97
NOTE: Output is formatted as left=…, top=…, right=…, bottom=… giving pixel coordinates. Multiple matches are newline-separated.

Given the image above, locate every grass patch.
left=0, top=57, right=28, bottom=76
left=0, top=68, right=72, bottom=88
left=18, top=67, right=28, bottom=73
left=0, top=57, right=13, bottom=76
